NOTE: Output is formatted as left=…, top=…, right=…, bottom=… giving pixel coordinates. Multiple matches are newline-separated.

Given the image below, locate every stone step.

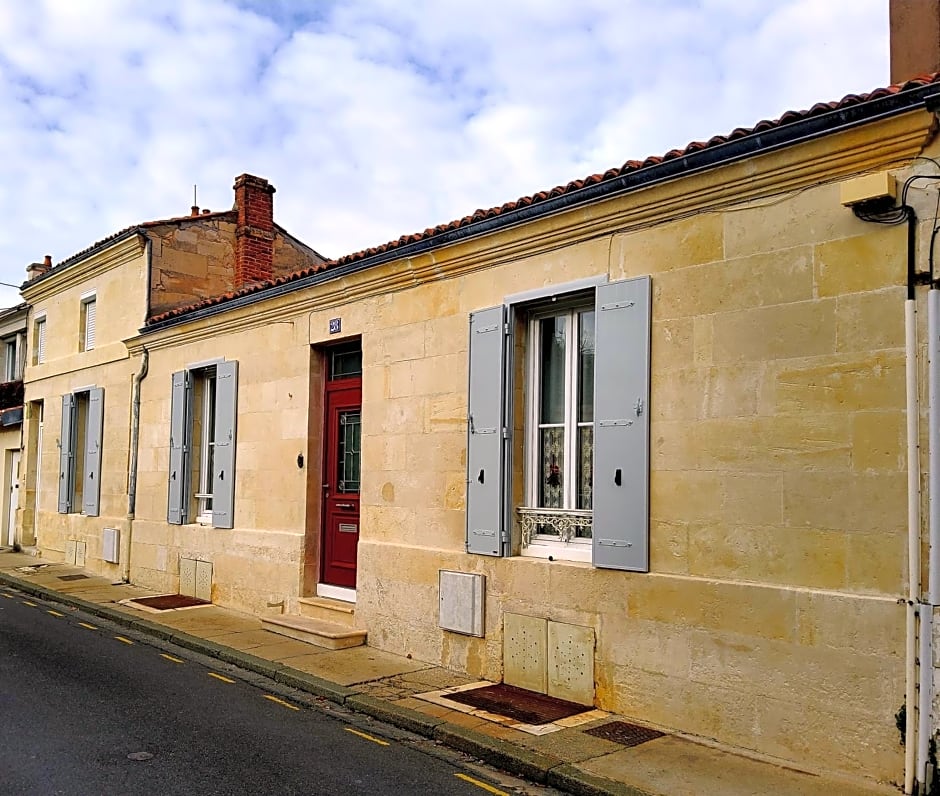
left=261, top=615, right=366, bottom=650
left=298, top=596, right=357, bottom=627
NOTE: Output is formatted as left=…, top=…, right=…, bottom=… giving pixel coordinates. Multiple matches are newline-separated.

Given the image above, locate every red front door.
left=321, top=375, right=362, bottom=589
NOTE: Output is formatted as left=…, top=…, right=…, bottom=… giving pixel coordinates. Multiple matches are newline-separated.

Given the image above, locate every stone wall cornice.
left=22, top=234, right=146, bottom=304
left=129, top=110, right=934, bottom=351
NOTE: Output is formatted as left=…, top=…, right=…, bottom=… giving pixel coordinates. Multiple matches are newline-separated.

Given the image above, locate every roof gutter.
left=23, top=227, right=144, bottom=293
left=144, top=82, right=940, bottom=334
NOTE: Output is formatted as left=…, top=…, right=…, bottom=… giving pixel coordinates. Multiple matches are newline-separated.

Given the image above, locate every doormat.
left=58, top=574, right=89, bottom=581
left=584, top=720, right=664, bottom=748
left=445, top=683, right=588, bottom=725
left=126, top=594, right=209, bottom=611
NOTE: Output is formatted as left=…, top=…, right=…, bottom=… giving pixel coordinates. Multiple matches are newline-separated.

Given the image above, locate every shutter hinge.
left=503, top=322, right=511, bottom=335
left=502, top=427, right=509, bottom=439
left=500, top=531, right=510, bottom=544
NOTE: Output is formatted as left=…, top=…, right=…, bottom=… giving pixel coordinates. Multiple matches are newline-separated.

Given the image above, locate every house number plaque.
left=329, top=318, right=342, bottom=334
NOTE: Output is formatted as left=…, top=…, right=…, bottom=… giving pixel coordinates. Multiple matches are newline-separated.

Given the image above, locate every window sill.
left=520, top=543, right=593, bottom=563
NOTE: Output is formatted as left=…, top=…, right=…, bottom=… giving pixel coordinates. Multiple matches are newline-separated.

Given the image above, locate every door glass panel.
left=330, top=345, right=362, bottom=379
left=337, top=410, right=361, bottom=493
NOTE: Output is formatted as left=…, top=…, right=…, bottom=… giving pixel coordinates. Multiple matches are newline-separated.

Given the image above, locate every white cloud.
left=0, top=0, right=889, bottom=309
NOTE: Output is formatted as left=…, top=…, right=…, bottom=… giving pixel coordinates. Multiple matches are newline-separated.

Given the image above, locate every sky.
left=0, top=0, right=888, bottom=308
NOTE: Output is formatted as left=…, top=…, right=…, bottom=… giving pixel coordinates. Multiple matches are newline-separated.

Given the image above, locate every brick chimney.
left=233, top=174, right=276, bottom=288
left=26, top=254, right=52, bottom=281
left=890, top=0, right=940, bottom=84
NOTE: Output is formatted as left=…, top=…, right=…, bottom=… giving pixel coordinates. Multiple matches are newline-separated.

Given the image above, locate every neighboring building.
left=20, top=11, right=940, bottom=792
left=18, top=174, right=325, bottom=565
left=0, top=302, right=27, bottom=548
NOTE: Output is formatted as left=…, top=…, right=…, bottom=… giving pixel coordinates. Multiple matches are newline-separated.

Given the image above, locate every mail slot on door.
left=338, top=523, right=358, bottom=534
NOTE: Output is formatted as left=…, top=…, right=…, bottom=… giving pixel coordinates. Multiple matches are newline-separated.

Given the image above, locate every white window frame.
left=519, top=302, right=595, bottom=563
left=34, top=314, right=46, bottom=364
left=168, top=358, right=237, bottom=529
left=193, top=368, right=217, bottom=525
left=80, top=292, right=96, bottom=352
left=3, top=337, right=17, bottom=382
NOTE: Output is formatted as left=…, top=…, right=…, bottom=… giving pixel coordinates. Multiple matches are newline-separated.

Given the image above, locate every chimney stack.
left=890, top=0, right=940, bottom=84
left=233, top=173, right=276, bottom=288
left=26, top=254, right=52, bottom=281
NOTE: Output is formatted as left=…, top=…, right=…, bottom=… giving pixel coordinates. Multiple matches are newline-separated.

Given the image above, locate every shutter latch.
left=634, top=398, right=644, bottom=416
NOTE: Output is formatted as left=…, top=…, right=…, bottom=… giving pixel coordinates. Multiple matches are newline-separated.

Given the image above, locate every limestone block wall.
left=25, top=356, right=137, bottom=575
left=148, top=218, right=326, bottom=319
left=130, top=320, right=312, bottom=612
left=148, top=218, right=238, bottom=318
left=21, top=238, right=148, bottom=573
left=348, top=178, right=908, bottom=782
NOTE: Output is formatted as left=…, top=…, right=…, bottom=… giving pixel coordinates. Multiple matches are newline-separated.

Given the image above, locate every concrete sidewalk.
left=0, top=550, right=897, bottom=796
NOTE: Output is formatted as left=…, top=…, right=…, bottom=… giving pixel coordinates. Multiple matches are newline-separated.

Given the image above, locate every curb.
left=433, top=722, right=562, bottom=783
left=0, top=571, right=631, bottom=795
left=548, top=764, right=658, bottom=796
left=346, top=693, right=446, bottom=735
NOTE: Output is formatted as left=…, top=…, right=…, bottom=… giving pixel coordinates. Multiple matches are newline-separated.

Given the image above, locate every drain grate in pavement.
left=445, top=683, right=588, bottom=724
left=58, top=574, right=90, bottom=581
left=126, top=594, right=209, bottom=610
left=584, top=720, right=664, bottom=747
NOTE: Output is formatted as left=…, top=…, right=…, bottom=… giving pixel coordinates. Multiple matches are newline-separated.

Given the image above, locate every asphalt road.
left=0, top=586, right=554, bottom=796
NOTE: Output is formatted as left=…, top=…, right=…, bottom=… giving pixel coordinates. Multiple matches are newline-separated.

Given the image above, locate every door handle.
left=336, top=503, right=355, bottom=509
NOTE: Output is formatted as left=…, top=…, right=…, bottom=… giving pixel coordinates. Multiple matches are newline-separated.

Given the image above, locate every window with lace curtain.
left=519, top=305, right=595, bottom=560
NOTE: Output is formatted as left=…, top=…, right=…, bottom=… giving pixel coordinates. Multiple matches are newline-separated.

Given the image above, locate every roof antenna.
left=191, top=184, right=199, bottom=217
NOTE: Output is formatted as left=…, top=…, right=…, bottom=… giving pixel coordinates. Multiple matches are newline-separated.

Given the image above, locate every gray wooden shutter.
left=465, top=306, right=507, bottom=556
left=592, top=276, right=651, bottom=571
left=58, top=394, right=75, bottom=514
left=212, top=360, right=238, bottom=529
left=168, top=370, right=190, bottom=525
left=82, top=387, right=105, bottom=516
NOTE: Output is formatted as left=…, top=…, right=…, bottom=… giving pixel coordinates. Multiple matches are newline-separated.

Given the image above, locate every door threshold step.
left=298, top=596, right=357, bottom=626
left=262, top=615, right=367, bottom=650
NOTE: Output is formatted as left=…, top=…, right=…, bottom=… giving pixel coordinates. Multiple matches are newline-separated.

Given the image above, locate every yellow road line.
left=115, top=636, right=134, bottom=645
left=22, top=601, right=36, bottom=607
left=78, top=622, right=97, bottom=630
left=47, top=610, right=65, bottom=617
left=160, top=653, right=184, bottom=664
left=344, top=727, right=390, bottom=746
left=454, top=773, right=508, bottom=795
left=208, top=672, right=235, bottom=683
left=263, top=695, right=300, bottom=711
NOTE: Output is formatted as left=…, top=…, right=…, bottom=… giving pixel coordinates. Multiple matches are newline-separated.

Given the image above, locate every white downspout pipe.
left=907, top=297, right=921, bottom=795
left=923, top=288, right=940, bottom=792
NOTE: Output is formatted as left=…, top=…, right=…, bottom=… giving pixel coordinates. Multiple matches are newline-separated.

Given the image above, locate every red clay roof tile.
left=141, top=72, right=940, bottom=326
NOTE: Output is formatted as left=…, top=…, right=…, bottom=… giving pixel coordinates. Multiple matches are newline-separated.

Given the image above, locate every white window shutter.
left=592, top=277, right=651, bottom=571
left=465, top=306, right=507, bottom=556
left=37, top=320, right=46, bottom=364
left=84, top=300, right=96, bottom=350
